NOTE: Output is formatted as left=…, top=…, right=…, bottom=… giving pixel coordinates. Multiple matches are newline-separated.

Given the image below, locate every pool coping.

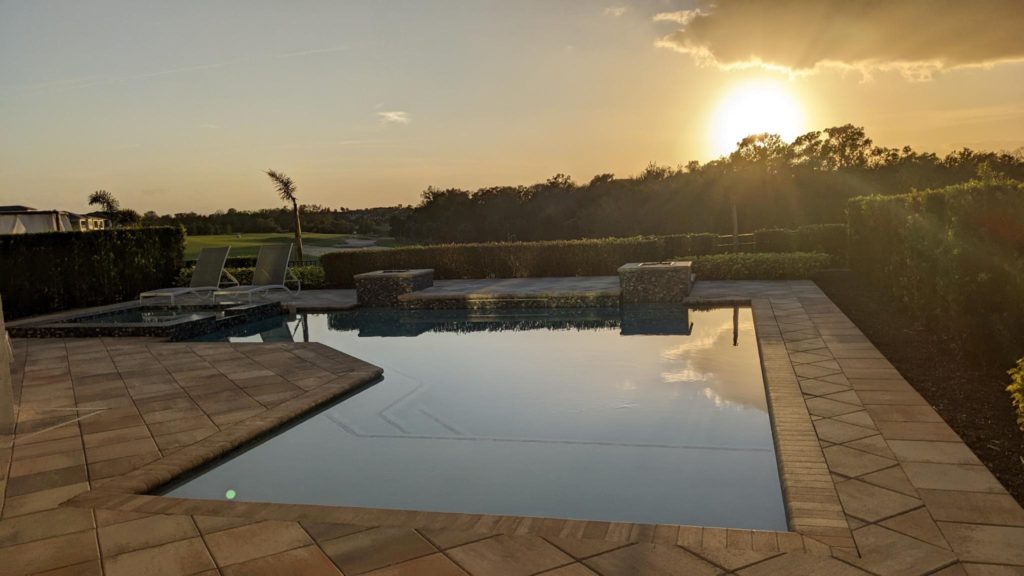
left=57, top=297, right=851, bottom=560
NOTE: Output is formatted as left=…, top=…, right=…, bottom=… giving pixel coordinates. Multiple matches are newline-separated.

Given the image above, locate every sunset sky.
left=2, top=0, right=1023, bottom=214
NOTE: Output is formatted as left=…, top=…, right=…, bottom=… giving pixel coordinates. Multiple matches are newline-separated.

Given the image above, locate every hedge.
left=753, top=224, right=847, bottom=263
left=0, top=227, right=185, bottom=319
left=689, top=252, right=833, bottom=280
left=323, top=237, right=668, bottom=287
left=218, top=256, right=319, bottom=268
left=322, top=225, right=845, bottom=288
left=176, top=265, right=326, bottom=290
left=847, top=176, right=1024, bottom=363
left=186, top=253, right=826, bottom=290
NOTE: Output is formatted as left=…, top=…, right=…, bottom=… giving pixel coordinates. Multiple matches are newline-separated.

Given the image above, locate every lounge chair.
left=140, top=246, right=238, bottom=305
left=213, top=244, right=301, bottom=303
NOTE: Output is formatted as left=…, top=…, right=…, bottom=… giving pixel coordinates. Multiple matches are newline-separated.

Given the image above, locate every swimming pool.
left=165, top=306, right=787, bottom=530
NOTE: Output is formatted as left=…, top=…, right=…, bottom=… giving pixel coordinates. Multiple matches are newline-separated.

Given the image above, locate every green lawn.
left=185, top=233, right=360, bottom=260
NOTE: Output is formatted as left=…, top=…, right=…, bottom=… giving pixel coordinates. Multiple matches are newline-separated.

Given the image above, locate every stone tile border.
left=694, top=280, right=1024, bottom=572
left=67, top=365, right=382, bottom=498
left=750, top=298, right=855, bottom=552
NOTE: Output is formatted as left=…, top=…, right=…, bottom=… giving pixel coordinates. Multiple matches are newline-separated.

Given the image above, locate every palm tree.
left=87, top=190, right=120, bottom=214
left=266, top=170, right=303, bottom=260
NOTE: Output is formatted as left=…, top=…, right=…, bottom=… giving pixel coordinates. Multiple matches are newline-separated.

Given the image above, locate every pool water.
left=167, top=306, right=787, bottom=530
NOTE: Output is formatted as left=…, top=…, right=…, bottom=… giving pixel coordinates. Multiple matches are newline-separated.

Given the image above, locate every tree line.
left=388, top=125, right=1024, bottom=243
left=138, top=205, right=408, bottom=236
left=86, top=187, right=408, bottom=237
left=86, top=124, right=1024, bottom=243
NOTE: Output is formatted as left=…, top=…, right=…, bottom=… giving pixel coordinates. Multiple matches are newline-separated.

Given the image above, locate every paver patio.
left=1, top=280, right=1022, bottom=575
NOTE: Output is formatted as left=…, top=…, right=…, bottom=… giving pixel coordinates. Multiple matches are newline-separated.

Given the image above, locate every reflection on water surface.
left=170, top=306, right=787, bottom=530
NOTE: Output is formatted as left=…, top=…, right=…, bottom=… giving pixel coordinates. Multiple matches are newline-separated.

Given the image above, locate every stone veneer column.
left=354, top=269, right=434, bottom=307
left=0, top=294, right=13, bottom=435
left=617, top=261, right=693, bottom=303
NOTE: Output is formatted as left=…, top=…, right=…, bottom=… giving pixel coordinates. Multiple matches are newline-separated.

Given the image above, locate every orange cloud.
left=655, top=0, right=1024, bottom=80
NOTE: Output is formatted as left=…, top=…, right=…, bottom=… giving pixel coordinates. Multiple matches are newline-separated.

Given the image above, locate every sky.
left=2, top=0, right=1023, bottom=214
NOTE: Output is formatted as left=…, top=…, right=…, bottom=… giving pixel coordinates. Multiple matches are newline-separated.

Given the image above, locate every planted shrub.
left=218, top=255, right=318, bottom=268
left=794, top=223, right=847, bottom=263
left=689, top=252, right=832, bottom=280
left=177, top=264, right=326, bottom=290
left=322, top=232, right=832, bottom=288
left=847, top=177, right=1024, bottom=362
left=661, top=234, right=692, bottom=258
left=322, top=237, right=673, bottom=287
left=0, top=227, right=185, bottom=319
left=1009, top=358, right=1024, bottom=432
left=689, top=233, right=720, bottom=255
left=320, top=225, right=848, bottom=288
left=223, top=256, right=258, bottom=268
left=753, top=229, right=795, bottom=253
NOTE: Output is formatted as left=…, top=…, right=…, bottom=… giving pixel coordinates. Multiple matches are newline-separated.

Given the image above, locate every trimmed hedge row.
left=175, top=265, right=327, bottom=290
left=0, top=227, right=185, bottom=320
left=847, top=177, right=1024, bottom=363
left=752, top=224, right=847, bottom=260
left=690, top=252, right=833, bottom=280
left=323, top=237, right=667, bottom=287
left=187, top=253, right=827, bottom=291
left=322, top=225, right=845, bottom=288
left=321, top=236, right=833, bottom=287
left=196, top=252, right=828, bottom=289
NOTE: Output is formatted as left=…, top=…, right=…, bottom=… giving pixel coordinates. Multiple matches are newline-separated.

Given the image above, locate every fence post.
left=0, top=294, right=14, bottom=436
left=731, top=200, right=739, bottom=252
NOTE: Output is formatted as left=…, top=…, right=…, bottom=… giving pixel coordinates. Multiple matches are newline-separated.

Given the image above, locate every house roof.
left=68, top=213, right=110, bottom=221
left=0, top=205, right=36, bottom=213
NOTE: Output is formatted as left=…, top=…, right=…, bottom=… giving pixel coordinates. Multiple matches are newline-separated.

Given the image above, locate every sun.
left=708, top=80, right=806, bottom=158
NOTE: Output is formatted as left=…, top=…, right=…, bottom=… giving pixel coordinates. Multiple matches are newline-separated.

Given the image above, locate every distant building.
left=0, top=207, right=110, bottom=235
left=69, top=212, right=110, bottom=231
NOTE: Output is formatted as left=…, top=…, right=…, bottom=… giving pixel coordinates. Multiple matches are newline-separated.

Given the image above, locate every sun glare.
left=708, top=80, right=806, bottom=158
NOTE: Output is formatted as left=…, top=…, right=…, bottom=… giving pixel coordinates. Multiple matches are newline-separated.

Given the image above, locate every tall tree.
left=722, top=134, right=788, bottom=247
left=87, top=190, right=120, bottom=213
left=265, top=170, right=303, bottom=260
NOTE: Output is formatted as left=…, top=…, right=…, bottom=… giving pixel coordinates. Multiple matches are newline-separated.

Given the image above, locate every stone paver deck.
left=1, top=280, right=1023, bottom=575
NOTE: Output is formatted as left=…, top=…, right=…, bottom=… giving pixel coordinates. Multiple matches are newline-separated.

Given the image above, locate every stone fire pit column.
left=354, top=269, right=435, bottom=307
left=617, top=261, right=694, bottom=303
